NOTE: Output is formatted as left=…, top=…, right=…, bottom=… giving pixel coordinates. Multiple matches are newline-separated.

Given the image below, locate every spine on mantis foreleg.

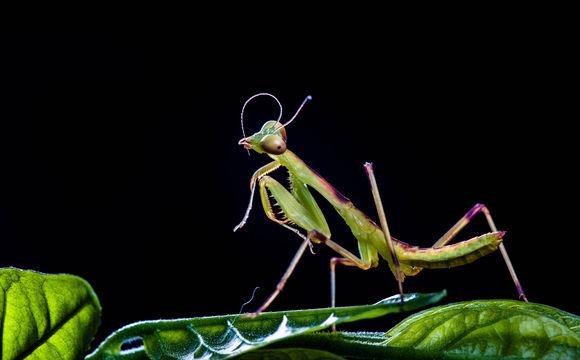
left=277, top=151, right=354, bottom=210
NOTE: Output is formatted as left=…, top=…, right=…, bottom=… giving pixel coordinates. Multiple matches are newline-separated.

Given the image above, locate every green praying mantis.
left=234, top=93, right=527, bottom=316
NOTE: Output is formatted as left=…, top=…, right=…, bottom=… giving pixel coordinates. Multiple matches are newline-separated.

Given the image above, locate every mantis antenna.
left=274, top=95, right=312, bottom=131
left=240, top=93, right=283, bottom=140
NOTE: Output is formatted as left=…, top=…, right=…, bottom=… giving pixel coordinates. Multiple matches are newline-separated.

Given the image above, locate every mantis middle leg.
left=329, top=163, right=405, bottom=310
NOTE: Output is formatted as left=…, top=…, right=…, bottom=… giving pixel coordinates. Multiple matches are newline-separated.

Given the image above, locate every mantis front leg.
left=252, top=175, right=372, bottom=315
left=234, top=161, right=281, bottom=231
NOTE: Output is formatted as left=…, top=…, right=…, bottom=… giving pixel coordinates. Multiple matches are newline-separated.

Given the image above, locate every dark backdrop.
left=1, top=31, right=576, bottom=342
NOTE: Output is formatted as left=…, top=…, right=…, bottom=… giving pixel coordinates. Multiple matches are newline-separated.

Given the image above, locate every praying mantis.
left=234, top=93, right=527, bottom=316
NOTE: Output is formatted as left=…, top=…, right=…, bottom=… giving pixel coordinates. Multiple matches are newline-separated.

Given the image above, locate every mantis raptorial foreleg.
left=251, top=175, right=372, bottom=314
left=234, top=161, right=281, bottom=232
left=258, top=175, right=333, bottom=237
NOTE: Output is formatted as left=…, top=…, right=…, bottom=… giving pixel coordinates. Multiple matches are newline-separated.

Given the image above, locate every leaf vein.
left=14, top=294, right=91, bottom=360
left=442, top=317, right=508, bottom=351
left=403, top=310, right=461, bottom=346
left=0, top=276, right=18, bottom=359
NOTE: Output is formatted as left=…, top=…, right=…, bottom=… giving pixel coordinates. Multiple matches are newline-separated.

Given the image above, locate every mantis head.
left=238, top=121, right=288, bottom=155
left=238, top=93, right=311, bottom=156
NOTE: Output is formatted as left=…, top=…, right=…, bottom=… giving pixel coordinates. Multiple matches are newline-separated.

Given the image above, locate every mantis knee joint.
left=330, top=258, right=339, bottom=272
left=466, top=203, right=489, bottom=220
left=308, top=230, right=328, bottom=244
left=258, top=175, right=272, bottom=185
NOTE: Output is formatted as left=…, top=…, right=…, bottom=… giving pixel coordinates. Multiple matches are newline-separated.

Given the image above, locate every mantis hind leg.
left=420, top=203, right=527, bottom=301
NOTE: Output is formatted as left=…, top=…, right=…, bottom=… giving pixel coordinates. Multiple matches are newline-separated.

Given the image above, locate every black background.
left=1, top=30, right=576, bottom=343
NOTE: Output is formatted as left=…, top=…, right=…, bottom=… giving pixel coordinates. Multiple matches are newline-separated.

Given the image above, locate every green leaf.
left=236, top=348, right=346, bottom=359
left=268, top=300, right=580, bottom=359
left=258, top=332, right=437, bottom=359
left=384, top=300, right=580, bottom=359
left=86, top=291, right=445, bottom=360
left=0, top=267, right=101, bottom=360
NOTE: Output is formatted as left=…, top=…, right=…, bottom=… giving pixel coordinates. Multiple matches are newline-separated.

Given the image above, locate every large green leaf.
left=86, top=291, right=445, bottom=360
left=0, top=267, right=101, bottom=360
left=384, top=300, right=579, bottom=359
left=257, top=332, right=436, bottom=359
left=266, top=300, right=580, bottom=359
left=236, top=348, right=346, bottom=359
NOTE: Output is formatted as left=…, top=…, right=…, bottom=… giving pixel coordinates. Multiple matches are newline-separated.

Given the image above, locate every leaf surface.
left=267, top=300, right=580, bottom=359
left=86, top=291, right=445, bottom=359
left=0, top=267, right=101, bottom=360
left=384, top=300, right=580, bottom=359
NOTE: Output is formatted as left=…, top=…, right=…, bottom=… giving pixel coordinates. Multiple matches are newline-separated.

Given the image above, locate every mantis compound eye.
left=261, top=135, right=287, bottom=155
left=279, top=126, right=287, bottom=141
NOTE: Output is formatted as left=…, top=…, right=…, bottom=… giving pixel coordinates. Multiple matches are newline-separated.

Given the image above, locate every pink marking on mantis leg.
left=306, top=164, right=351, bottom=204
left=465, top=203, right=487, bottom=220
